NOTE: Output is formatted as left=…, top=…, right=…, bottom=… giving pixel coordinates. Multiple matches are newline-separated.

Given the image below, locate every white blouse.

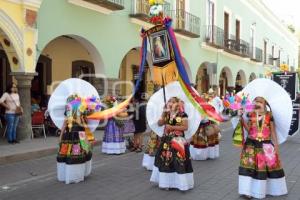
left=0, top=92, right=21, bottom=114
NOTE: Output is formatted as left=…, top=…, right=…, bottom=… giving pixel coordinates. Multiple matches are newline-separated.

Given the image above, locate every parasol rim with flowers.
left=242, top=78, right=293, bottom=144
left=48, top=78, right=101, bottom=132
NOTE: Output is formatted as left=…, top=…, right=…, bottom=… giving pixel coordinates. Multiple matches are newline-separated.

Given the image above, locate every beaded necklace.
left=256, top=112, right=265, bottom=142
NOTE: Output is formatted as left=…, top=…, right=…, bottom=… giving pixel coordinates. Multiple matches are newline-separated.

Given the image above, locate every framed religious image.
left=149, top=30, right=171, bottom=64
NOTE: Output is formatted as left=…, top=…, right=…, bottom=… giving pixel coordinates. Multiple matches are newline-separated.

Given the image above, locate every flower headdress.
left=223, top=92, right=254, bottom=112
left=65, top=94, right=102, bottom=129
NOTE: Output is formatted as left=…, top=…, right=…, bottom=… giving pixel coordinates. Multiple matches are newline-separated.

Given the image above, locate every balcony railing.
left=256, top=48, right=263, bottom=62
left=249, top=47, right=263, bottom=62
left=130, top=1, right=200, bottom=38
left=205, top=25, right=250, bottom=57
left=130, top=0, right=170, bottom=22
left=268, top=54, right=274, bottom=65
left=205, top=25, right=224, bottom=48
left=169, top=9, right=200, bottom=38
left=82, top=0, right=124, bottom=11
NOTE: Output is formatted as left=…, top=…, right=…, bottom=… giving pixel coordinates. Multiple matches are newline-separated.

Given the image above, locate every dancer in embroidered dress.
left=190, top=95, right=220, bottom=160
left=189, top=119, right=219, bottom=160
left=57, top=95, right=94, bottom=184
left=238, top=96, right=287, bottom=199
left=150, top=97, right=194, bottom=191
left=102, top=96, right=126, bottom=154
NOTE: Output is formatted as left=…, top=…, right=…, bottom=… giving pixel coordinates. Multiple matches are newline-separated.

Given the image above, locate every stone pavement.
left=0, top=122, right=299, bottom=200
left=0, top=130, right=104, bottom=165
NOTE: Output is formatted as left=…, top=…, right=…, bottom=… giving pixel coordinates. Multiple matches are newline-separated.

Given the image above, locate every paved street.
left=0, top=122, right=299, bottom=200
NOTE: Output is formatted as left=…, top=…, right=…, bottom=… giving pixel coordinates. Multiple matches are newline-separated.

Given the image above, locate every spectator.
left=0, top=84, right=22, bottom=144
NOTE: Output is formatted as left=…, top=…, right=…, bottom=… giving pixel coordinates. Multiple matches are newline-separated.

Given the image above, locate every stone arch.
left=118, top=47, right=152, bottom=97
left=236, top=70, right=247, bottom=87
left=218, top=66, right=233, bottom=96
left=196, top=62, right=210, bottom=93
left=235, top=70, right=247, bottom=93
left=0, top=9, right=24, bottom=71
left=39, top=34, right=105, bottom=75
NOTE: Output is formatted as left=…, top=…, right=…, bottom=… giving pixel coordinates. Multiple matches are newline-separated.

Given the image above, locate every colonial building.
left=0, top=0, right=298, bottom=139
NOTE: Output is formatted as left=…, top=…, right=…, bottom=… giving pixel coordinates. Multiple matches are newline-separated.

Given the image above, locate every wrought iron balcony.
left=268, top=54, right=274, bottom=65
left=249, top=47, right=263, bottom=62
left=169, top=9, right=200, bottom=38
left=205, top=25, right=224, bottom=48
left=205, top=26, right=250, bottom=57
left=130, top=0, right=170, bottom=23
left=83, top=0, right=124, bottom=10
left=130, top=1, right=200, bottom=38
left=224, top=37, right=249, bottom=57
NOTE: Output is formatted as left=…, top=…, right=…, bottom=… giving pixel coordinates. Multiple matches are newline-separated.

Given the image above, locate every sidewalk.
left=0, top=130, right=105, bottom=165
left=0, top=122, right=228, bottom=165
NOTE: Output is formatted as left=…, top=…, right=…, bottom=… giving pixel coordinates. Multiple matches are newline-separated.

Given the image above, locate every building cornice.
left=241, top=0, right=298, bottom=45
left=7, top=0, right=43, bottom=9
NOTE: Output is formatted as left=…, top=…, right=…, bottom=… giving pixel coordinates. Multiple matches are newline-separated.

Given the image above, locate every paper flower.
left=224, top=92, right=254, bottom=112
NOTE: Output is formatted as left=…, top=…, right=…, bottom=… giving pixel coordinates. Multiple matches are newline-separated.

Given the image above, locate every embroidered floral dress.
left=190, top=120, right=220, bottom=160
left=57, top=122, right=92, bottom=184
left=150, top=112, right=194, bottom=191
left=239, top=111, right=287, bottom=199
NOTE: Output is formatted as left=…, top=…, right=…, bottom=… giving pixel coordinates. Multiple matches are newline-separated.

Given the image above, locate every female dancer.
left=238, top=97, right=287, bottom=199
left=150, top=97, right=193, bottom=191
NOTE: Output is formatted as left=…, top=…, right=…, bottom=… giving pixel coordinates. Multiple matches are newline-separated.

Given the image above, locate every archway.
left=0, top=9, right=23, bottom=72
left=196, top=62, right=210, bottom=93
left=235, top=70, right=247, bottom=93
left=249, top=73, right=256, bottom=83
left=119, top=48, right=152, bottom=98
left=0, top=46, right=12, bottom=95
left=34, top=35, right=103, bottom=105
left=218, top=67, right=233, bottom=97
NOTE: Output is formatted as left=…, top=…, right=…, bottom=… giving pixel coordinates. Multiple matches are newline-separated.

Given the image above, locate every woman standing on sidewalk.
left=0, top=84, right=22, bottom=144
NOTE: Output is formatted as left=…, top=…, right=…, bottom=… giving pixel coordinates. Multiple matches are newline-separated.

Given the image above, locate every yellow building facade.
left=0, top=0, right=41, bottom=139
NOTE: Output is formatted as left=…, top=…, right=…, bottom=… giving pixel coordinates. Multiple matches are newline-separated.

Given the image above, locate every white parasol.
left=146, top=81, right=202, bottom=139
left=242, top=78, right=293, bottom=144
left=48, top=78, right=100, bottom=131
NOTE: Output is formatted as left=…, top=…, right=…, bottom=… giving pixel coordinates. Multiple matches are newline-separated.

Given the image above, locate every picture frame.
left=149, top=30, right=171, bottom=64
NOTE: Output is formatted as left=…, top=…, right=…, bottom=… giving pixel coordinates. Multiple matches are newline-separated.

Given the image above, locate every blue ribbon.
left=133, top=37, right=147, bottom=94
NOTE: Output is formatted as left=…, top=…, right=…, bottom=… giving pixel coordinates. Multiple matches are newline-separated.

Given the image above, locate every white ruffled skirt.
left=101, top=141, right=126, bottom=154
left=57, top=159, right=92, bottom=184
left=239, top=175, right=288, bottom=199
left=150, top=166, right=194, bottom=191
left=142, top=153, right=155, bottom=171
left=189, top=144, right=219, bottom=160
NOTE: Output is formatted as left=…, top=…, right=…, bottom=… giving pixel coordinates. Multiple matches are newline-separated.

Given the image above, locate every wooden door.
left=176, top=0, right=185, bottom=29
left=264, top=41, right=267, bottom=64
left=0, top=50, right=12, bottom=95
left=236, top=20, right=240, bottom=42
left=72, top=60, right=95, bottom=84
left=224, top=12, right=229, bottom=40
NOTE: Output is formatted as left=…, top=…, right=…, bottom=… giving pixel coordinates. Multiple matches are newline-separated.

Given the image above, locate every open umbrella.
left=146, top=81, right=202, bottom=139
left=48, top=78, right=100, bottom=132
left=242, top=78, right=293, bottom=144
